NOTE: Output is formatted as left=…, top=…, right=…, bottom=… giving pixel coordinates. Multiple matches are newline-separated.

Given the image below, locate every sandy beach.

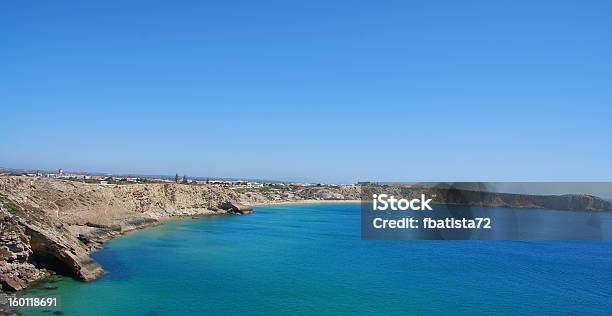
left=247, top=199, right=362, bottom=207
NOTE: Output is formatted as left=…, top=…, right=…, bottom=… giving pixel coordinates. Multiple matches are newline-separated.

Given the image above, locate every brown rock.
left=217, top=201, right=253, bottom=214
left=0, top=275, right=26, bottom=291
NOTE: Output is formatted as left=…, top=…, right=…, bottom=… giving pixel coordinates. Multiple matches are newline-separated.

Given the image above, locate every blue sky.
left=1, top=0, right=611, bottom=183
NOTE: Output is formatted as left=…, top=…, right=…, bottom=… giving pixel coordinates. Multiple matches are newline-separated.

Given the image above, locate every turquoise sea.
left=17, top=203, right=612, bottom=315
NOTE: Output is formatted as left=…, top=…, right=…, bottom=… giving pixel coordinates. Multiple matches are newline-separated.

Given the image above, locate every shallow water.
left=17, top=203, right=612, bottom=315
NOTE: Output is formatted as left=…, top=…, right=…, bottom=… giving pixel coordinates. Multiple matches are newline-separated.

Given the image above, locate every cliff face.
left=0, top=196, right=103, bottom=292
left=0, top=176, right=252, bottom=292
left=0, top=176, right=249, bottom=226
left=0, top=203, right=49, bottom=291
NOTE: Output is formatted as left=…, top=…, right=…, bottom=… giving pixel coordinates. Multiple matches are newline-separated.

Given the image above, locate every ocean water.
left=16, top=203, right=612, bottom=315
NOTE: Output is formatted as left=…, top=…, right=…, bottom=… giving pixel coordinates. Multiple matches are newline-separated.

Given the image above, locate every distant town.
left=0, top=167, right=341, bottom=189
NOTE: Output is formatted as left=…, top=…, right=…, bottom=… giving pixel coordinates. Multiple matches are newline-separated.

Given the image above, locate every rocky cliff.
left=0, top=176, right=252, bottom=292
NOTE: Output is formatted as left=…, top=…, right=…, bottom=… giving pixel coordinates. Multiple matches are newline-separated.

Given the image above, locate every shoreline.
left=95, top=200, right=362, bottom=242
left=100, top=200, right=361, bottom=240
left=247, top=199, right=361, bottom=206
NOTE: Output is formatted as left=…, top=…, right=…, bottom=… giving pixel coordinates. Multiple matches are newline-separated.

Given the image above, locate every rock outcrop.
left=0, top=203, right=48, bottom=291
left=217, top=201, right=253, bottom=214
left=0, top=195, right=103, bottom=293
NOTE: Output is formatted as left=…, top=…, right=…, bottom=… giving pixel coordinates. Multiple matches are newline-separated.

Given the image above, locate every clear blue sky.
left=1, top=1, right=611, bottom=183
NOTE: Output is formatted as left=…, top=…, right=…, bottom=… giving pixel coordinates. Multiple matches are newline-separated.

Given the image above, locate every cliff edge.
left=0, top=176, right=252, bottom=292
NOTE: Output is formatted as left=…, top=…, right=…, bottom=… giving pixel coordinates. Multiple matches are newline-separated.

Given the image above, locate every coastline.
left=247, top=199, right=361, bottom=206
left=89, top=200, right=362, bottom=244
left=95, top=200, right=362, bottom=241
left=0, top=198, right=361, bottom=294
left=3, top=175, right=611, bottom=293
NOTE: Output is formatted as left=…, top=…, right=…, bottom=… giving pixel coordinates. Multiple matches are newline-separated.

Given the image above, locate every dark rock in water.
left=0, top=274, right=26, bottom=291
left=217, top=201, right=253, bottom=214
